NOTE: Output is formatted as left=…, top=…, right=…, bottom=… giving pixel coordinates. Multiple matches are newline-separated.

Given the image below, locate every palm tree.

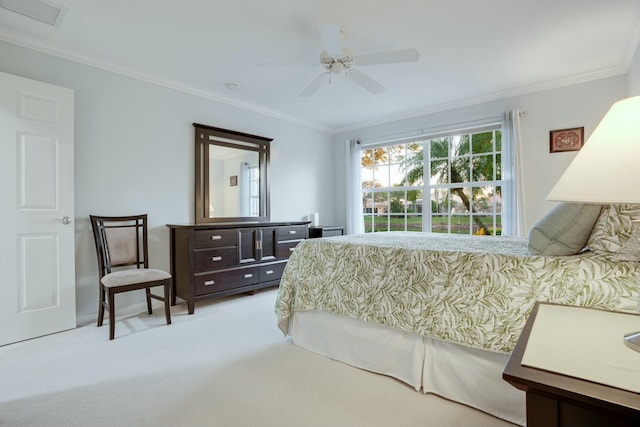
left=403, top=132, right=499, bottom=233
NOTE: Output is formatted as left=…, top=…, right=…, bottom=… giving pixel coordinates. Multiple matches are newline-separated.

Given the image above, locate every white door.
left=0, top=71, right=75, bottom=346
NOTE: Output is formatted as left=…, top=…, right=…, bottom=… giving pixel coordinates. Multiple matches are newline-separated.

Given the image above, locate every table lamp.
left=547, top=95, right=640, bottom=353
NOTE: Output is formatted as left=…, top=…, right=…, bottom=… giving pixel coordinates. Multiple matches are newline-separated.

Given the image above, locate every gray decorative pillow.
left=588, top=204, right=640, bottom=261
left=528, top=203, right=602, bottom=256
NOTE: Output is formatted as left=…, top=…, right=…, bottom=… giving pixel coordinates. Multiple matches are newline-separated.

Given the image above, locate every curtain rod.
left=357, top=110, right=527, bottom=146
left=358, top=115, right=504, bottom=146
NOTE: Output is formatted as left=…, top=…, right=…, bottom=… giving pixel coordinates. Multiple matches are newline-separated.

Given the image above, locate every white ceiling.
left=1, top=0, right=639, bottom=133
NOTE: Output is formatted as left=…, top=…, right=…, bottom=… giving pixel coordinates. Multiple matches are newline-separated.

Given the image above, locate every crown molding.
left=0, top=28, right=332, bottom=133
left=333, top=66, right=628, bottom=134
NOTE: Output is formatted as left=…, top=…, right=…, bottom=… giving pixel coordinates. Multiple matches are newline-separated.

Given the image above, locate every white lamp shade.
left=547, top=95, right=640, bottom=204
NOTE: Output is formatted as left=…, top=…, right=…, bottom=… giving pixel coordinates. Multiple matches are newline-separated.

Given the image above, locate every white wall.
left=332, top=76, right=628, bottom=233
left=628, top=42, right=640, bottom=95
left=0, top=40, right=334, bottom=320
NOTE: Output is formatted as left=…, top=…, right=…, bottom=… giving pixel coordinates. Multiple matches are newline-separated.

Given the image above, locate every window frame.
left=359, top=123, right=505, bottom=235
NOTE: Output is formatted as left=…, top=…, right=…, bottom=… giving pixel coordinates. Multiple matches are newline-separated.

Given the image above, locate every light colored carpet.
left=0, top=288, right=514, bottom=427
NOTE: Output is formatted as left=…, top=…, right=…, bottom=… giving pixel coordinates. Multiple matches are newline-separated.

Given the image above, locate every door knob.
left=55, top=216, right=72, bottom=225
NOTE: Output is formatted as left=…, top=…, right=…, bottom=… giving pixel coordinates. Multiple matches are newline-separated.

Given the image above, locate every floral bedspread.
left=275, top=232, right=640, bottom=354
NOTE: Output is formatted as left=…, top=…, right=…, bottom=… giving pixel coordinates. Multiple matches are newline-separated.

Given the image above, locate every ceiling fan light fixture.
left=330, top=62, right=346, bottom=73
left=0, top=0, right=66, bottom=27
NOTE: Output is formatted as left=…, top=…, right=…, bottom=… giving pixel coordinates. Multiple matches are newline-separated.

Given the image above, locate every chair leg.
left=108, top=289, right=116, bottom=340
left=164, top=281, right=172, bottom=325
left=145, top=287, right=153, bottom=315
left=97, top=285, right=105, bottom=327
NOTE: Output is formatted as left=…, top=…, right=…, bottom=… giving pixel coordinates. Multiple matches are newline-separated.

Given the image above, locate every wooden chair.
left=90, top=214, right=171, bottom=340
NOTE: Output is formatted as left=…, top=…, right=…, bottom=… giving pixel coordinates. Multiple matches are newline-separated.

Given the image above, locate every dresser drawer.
left=260, top=261, right=287, bottom=282
left=322, top=228, right=343, bottom=237
left=194, top=247, right=238, bottom=271
left=194, top=229, right=238, bottom=249
left=277, top=225, right=307, bottom=241
left=277, top=240, right=303, bottom=259
left=195, top=266, right=260, bottom=296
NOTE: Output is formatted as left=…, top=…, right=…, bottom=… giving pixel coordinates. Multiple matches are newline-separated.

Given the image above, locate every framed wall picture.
left=230, top=175, right=238, bottom=186
left=549, top=127, right=584, bottom=153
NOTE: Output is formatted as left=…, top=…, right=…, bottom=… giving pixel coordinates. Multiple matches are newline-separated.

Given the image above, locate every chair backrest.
left=90, top=214, right=149, bottom=278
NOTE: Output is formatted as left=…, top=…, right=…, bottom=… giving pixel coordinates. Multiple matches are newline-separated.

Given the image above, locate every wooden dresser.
left=167, top=221, right=309, bottom=314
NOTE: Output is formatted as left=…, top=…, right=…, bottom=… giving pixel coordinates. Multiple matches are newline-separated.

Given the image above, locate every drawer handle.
left=204, top=280, right=215, bottom=286
left=210, top=235, right=222, bottom=240
left=289, top=247, right=296, bottom=252
left=288, top=230, right=297, bottom=235
left=265, top=270, right=274, bottom=275
left=211, top=256, right=223, bottom=262
left=243, top=273, right=254, bottom=279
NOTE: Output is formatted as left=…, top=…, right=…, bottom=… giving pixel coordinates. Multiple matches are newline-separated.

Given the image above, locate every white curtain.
left=346, top=139, right=364, bottom=234
left=502, top=110, right=527, bottom=237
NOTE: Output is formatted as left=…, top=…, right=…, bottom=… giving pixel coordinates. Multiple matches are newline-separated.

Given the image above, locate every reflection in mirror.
left=209, top=145, right=260, bottom=217
left=194, top=123, right=271, bottom=224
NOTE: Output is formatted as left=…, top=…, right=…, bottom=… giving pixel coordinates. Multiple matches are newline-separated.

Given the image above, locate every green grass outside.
left=364, top=215, right=502, bottom=235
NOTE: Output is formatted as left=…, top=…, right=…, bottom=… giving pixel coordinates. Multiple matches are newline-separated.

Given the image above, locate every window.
left=360, top=126, right=503, bottom=235
left=248, top=164, right=260, bottom=217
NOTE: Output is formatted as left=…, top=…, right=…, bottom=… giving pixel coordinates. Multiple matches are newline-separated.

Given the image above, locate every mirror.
left=194, top=123, right=270, bottom=223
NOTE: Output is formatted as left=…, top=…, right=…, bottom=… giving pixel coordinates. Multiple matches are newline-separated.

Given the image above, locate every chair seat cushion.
left=102, top=268, right=171, bottom=288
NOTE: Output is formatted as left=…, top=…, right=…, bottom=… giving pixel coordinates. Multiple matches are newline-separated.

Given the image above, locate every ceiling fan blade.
left=347, top=70, right=385, bottom=94
left=300, top=72, right=330, bottom=97
left=355, top=48, right=420, bottom=66
left=318, top=22, right=343, bottom=58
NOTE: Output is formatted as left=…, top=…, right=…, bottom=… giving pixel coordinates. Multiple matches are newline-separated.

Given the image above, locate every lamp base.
left=623, top=331, right=640, bottom=352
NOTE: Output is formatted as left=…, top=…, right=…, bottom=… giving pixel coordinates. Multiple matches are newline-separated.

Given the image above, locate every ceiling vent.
left=0, top=0, right=65, bottom=27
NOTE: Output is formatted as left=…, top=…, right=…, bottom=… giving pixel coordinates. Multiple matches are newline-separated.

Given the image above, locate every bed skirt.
left=290, top=311, right=525, bottom=426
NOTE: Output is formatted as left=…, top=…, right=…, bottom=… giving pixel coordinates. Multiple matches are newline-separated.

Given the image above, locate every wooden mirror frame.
left=194, top=123, right=271, bottom=223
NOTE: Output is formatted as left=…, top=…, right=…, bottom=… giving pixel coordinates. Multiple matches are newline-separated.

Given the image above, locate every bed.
left=275, top=204, right=640, bottom=425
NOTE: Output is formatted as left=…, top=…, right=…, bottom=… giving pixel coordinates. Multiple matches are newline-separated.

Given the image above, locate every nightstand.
left=503, top=302, right=640, bottom=427
left=308, top=226, right=344, bottom=238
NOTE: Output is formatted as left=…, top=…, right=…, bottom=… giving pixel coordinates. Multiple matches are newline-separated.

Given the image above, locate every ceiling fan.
left=299, top=23, right=420, bottom=97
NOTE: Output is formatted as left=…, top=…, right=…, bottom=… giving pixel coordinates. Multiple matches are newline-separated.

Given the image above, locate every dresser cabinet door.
left=260, top=227, right=277, bottom=262
left=238, top=228, right=258, bottom=264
